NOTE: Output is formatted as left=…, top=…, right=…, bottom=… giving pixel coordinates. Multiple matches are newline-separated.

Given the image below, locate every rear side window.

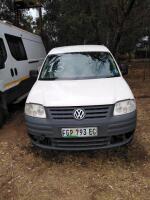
left=0, top=38, right=7, bottom=68
left=5, top=34, right=27, bottom=61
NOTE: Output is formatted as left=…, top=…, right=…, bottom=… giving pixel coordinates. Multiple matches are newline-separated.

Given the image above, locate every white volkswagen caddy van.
left=25, top=45, right=136, bottom=150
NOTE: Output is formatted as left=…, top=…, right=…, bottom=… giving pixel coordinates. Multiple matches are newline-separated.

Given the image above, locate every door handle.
left=14, top=68, right=18, bottom=76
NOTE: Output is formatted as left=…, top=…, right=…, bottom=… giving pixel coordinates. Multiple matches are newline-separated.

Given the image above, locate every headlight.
left=25, top=103, right=46, bottom=118
left=114, top=100, right=136, bottom=116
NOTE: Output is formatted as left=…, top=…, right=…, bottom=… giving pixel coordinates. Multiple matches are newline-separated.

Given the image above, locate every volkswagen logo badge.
left=73, top=108, right=86, bottom=120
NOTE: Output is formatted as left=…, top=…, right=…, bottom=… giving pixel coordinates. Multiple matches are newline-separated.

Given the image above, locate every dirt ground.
left=0, top=61, right=150, bottom=200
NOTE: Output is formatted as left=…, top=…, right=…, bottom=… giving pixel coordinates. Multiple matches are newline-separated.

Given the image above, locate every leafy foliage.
left=0, top=0, right=149, bottom=55
left=0, top=0, right=15, bottom=22
left=42, top=0, right=150, bottom=54
left=0, top=0, right=34, bottom=32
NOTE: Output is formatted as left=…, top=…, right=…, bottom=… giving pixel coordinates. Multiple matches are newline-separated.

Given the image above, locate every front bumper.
left=25, top=110, right=136, bottom=151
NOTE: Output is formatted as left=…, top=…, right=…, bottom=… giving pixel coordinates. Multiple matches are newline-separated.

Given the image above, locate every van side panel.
left=23, top=37, right=46, bottom=71
left=0, top=21, right=46, bottom=104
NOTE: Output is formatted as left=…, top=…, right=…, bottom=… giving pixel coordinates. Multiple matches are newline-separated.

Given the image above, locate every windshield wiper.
left=46, top=71, right=57, bottom=80
left=105, top=74, right=120, bottom=78
left=40, top=77, right=57, bottom=80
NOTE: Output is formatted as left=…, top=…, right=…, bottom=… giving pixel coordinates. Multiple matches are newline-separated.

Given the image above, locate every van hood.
left=26, top=77, right=134, bottom=107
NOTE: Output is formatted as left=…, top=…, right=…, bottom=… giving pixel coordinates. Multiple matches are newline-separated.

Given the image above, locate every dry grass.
left=0, top=61, right=150, bottom=200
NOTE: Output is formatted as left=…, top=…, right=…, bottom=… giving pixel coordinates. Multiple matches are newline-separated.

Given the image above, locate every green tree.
left=42, top=0, right=150, bottom=55
left=0, top=0, right=15, bottom=22
left=0, top=0, right=34, bottom=33
left=20, top=11, right=34, bottom=32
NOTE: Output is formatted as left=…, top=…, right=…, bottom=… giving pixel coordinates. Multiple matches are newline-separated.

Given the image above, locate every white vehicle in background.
left=0, top=20, right=46, bottom=127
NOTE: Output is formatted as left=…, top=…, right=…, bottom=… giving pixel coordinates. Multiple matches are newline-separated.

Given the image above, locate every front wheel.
left=0, top=107, right=4, bottom=128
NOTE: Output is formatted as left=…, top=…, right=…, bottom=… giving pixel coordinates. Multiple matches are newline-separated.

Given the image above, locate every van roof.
left=49, top=45, right=110, bottom=54
left=0, top=20, right=40, bottom=38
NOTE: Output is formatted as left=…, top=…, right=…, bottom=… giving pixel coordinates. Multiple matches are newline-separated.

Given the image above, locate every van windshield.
left=39, top=52, right=120, bottom=80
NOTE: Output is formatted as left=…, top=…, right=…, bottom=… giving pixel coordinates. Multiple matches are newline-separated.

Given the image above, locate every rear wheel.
left=0, top=107, right=4, bottom=128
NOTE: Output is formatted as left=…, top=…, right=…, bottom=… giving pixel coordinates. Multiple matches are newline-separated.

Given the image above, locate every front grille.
left=47, top=105, right=112, bottom=120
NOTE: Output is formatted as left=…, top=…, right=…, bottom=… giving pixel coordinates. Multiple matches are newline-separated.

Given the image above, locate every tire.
left=0, top=107, right=4, bottom=128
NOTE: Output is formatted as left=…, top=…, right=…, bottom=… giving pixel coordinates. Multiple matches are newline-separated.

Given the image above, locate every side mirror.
left=119, top=64, right=128, bottom=75
left=30, top=70, right=39, bottom=78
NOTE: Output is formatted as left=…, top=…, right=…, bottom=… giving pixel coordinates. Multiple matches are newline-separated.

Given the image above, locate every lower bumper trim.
left=29, top=131, right=134, bottom=151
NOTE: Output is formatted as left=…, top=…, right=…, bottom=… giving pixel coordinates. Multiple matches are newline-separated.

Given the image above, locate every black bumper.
left=25, top=111, right=136, bottom=151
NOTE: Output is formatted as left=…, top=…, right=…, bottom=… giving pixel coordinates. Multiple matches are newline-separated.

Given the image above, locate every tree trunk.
left=113, top=0, right=136, bottom=55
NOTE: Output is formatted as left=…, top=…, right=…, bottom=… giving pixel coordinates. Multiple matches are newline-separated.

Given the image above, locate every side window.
left=0, top=38, right=7, bottom=69
left=5, top=34, right=27, bottom=61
